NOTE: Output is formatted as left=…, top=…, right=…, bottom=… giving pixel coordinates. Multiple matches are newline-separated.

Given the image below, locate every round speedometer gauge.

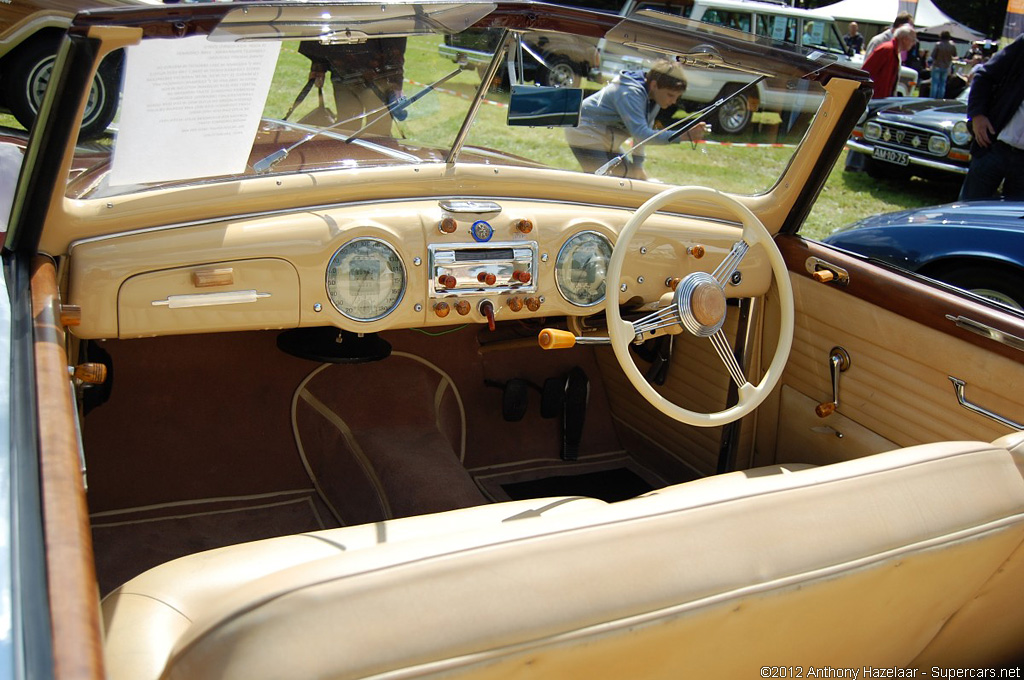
left=555, top=231, right=613, bottom=307
left=326, top=238, right=406, bottom=321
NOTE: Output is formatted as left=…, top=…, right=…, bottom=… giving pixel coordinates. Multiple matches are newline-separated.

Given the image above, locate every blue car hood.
left=831, top=200, right=1024, bottom=234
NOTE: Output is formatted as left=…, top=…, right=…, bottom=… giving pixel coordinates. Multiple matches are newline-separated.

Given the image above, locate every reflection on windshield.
left=66, top=19, right=826, bottom=200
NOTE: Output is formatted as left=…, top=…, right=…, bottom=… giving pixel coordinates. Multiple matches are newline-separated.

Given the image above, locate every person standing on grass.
left=960, top=36, right=1024, bottom=200
left=864, top=11, right=913, bottom=60
left=863, top=25, right=918, bottom=99
left=930, top=31, right=958, bottom=99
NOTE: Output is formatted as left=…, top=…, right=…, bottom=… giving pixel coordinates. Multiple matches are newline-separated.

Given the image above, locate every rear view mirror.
left=507, top=85, right=582, bottom=127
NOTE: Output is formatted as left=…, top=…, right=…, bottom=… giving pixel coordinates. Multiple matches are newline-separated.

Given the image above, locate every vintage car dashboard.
left=65, top=198, right=773, bottom=340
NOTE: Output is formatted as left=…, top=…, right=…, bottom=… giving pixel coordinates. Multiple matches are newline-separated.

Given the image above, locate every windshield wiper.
left=595, top=75, right=767, bottom=177
left=253, top=58, right=470, bottom=174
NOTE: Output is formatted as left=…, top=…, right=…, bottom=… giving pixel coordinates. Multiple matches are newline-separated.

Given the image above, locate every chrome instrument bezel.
left=554, top=230, right=613, bottom=307
left=325, top=237, right=407, bottom=322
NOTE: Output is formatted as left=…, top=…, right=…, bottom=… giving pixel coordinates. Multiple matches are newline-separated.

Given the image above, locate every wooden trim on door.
left=31, top=256, right=105, bottom=680
left=778, top=234, right=1024, bottom=363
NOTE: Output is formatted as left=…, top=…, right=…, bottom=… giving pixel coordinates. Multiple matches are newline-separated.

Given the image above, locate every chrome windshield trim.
left=0, top=260, right=13, bottom=677
left=209, top=2, right=497, bottom=42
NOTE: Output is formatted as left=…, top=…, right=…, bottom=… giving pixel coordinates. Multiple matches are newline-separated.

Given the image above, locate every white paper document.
left=110, top=36, right=281, bottom=186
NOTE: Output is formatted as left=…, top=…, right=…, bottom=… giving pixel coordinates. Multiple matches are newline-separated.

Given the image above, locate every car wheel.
left=2, top=38, right=122, bottom=140
left=929, top=264, right=1024, bottom=311
left=716, top=88, right=751, bottom=134
left=540, top=55, right=581, bottom=88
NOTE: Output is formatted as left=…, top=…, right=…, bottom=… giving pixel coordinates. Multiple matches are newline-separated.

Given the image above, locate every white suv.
left=600, top=0, right=916, bottom=133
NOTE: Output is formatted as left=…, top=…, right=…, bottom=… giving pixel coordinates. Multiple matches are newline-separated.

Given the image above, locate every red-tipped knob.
left=479, top=300, right=496, bottom=331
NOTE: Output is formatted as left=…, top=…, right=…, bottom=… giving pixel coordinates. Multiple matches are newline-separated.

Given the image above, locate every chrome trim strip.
left=948, top=376, right=1023, bottom=431
left=945, top=315, right=1024, bottom=353
left=0, top=259, right=14, bottom=669
left=438, top=199, right=503, bottom=214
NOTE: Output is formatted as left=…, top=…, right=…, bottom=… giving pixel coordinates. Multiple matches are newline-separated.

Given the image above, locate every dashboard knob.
left=525, top=297, right=541, bottom=312
left=479, top=300, right=496, bottom=331
left=438, top=274, right=456, bottom=289
left=688, top=245, right=706, bottom=259
left=515, top=218, right=534, bottom=234
left=477, top=271, right=496, bottom=286
left=455, top=300, right=471, bottom=316
left=438, top=217, right=458, bottom=234
left=512, top=270, right=531, bottom=284
left=433, top=301, right=450, bottom=318
left=507, top=297, right=523, bottom=312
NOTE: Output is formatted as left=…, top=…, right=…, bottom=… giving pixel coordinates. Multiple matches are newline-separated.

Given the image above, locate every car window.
left=801, top=19, right=847, bottom=56
left=757, top=15, right=797, bottom=43
left=701, top=9, right=752, bottom=33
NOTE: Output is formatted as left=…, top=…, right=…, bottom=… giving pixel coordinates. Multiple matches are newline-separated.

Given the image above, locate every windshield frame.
left=5, top=0, right=873, bottom=255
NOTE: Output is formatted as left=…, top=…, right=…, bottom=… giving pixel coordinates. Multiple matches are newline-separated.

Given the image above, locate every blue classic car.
left=825, top=200, right=1024, bottom=310
left=847, top=88, right=971, bottom=182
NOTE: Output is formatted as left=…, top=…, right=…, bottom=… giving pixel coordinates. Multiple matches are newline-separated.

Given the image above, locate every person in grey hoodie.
left=565, top=59, right=707, bottom=179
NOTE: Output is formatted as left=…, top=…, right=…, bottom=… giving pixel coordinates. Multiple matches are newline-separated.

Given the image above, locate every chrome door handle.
left=949, top=377, right=1023, bottom=431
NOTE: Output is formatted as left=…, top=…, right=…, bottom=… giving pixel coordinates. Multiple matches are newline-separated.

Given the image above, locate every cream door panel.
left=770, top=238, right=1024, bottom=467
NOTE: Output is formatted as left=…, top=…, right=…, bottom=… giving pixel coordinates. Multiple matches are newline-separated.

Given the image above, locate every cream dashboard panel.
left=66, top=199, right=772, bottom=340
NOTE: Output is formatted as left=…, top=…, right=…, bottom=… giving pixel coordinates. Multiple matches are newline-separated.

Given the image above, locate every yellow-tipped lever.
left=538, top=329, right=577, bottom=350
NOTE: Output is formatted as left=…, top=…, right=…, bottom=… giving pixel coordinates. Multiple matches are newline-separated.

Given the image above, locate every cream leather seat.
left=102, top=436, right=1024, bottom=679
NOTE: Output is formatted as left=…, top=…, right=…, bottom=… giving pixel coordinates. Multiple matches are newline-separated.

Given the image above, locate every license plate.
left=872, top=147, right=909, bottom=166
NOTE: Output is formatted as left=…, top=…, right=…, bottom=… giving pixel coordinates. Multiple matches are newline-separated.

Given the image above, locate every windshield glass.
left=62, top=3, right=830, bottom=200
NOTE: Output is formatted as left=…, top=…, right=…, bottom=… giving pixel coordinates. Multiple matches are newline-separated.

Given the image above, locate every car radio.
left=428, top=242, right=538, bottom=296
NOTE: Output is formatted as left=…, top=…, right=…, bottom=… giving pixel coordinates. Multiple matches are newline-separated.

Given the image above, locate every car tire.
left=716, top=86, right=752, bottom=134
left=2, top=37, right=122, bottom=140
left=540, top=55, right=581, bottom=89
left=927, top=264, right=1024, bottom=311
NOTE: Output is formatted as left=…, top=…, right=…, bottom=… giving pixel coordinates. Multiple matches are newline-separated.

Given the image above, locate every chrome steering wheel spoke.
left=712, top=239, right=749, bottom=288
left=630, top=304, right=683, bottom=339
left=709, top=329, right=748, bottom=388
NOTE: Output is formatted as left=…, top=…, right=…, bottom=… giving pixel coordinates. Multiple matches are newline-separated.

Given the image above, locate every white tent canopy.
left=808, top=0, right=980, bottom=39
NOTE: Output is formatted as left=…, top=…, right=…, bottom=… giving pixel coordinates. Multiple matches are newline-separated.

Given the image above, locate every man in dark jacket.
left=960, top=35, right=1024, bottom=200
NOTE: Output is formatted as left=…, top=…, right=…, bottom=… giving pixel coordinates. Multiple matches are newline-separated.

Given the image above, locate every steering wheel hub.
left=676, top=272, right=726, bottom=336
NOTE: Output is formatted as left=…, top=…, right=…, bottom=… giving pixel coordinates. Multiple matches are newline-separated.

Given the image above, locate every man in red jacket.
left=862, top=25, right=917, bottom=99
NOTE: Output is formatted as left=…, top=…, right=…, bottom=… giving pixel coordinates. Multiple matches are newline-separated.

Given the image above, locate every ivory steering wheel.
left=606, top=186, right=794, bottom=427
